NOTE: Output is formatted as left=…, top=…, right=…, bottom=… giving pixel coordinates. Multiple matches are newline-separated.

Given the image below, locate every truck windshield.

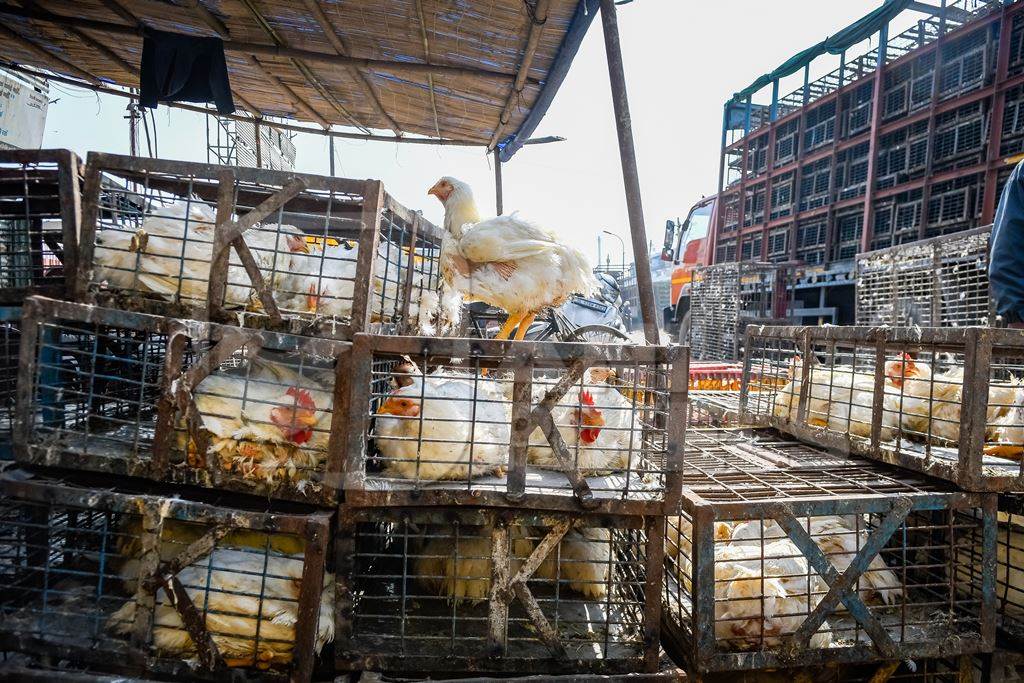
left=677, top=202, right=712, bottom=254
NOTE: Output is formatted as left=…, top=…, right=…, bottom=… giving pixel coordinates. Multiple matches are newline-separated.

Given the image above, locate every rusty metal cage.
left=335, top=505, right=663, bottom=676
left=78, top=153, right=443, bottom=339
left=854, top=225, right=992, bottom=327
left=1, top=307, right=20, bottom=460
left=0, top=472, right=332, bottom=682
left=986, top=494, right=1024, bottom=645
left=688, top=262, right=789, bottom=362
left=342, top=334, right=686, bottom=515
left=15, top=296, right=349, bottom=505
left=0, top=149, right=81, bottom=303
left=661, top=434, right=997, bottom=673
left=741, top=324, right=1024, bottom=492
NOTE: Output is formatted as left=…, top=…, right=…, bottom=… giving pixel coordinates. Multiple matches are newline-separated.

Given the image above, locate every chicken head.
left=378, top=395, right=421, bottom=418
left=269, top=387, right=319, bottom=444
left=573, top=391, right=606, bottom=445
left=885, top=352, right=920, bottom=388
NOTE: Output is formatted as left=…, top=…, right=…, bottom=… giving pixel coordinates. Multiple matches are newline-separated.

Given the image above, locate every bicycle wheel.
left=563, top=324, right=631, bottom=343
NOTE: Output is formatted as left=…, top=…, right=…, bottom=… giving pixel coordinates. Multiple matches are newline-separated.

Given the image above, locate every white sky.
left=41, top=1, right=886, bottom=266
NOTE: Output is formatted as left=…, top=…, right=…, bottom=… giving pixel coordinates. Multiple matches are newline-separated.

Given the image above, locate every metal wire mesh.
left=960, top=496, right=1024, bottom=645
left=0, top=475, right=331, bottom=679
left=82, top=154, right=442, bottom=338
left=0, top=307, right=19, bottom=460
left=346, top=335, right=682, bottom=512
left=742, top=324, right=1024, bottom=491
left=0, top=150, right=78, bottom=302
left=338, top=507, right=654, bottom=675
left=662, top=439, right=994, bottom=672
left=16, top=297, right=346, bottom=504
left=689, top=263, right=784, bottom=362
left=855, top=225, right=990, bottom=327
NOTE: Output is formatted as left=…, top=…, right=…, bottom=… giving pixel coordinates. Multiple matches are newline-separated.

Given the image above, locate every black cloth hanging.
left=139, top=27, right=235, bottom=115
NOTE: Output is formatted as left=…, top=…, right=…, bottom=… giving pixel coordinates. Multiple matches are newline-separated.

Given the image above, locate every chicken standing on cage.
left=178, top=356, right=333, bottom=487
left=414, top=523, right=611, bottom=602
left=428, top=176, right=597, bottom=342
left=109, top=535, right=333, bottom=669
left=92, top=200, right=311, bottom=309
left=523, top=372, right=643, bottom=476
left=374, top=367, right=511, bottom=481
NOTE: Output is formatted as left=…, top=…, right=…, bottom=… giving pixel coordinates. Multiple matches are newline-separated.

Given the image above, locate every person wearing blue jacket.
left=990, top=160, right=1024, bottom=328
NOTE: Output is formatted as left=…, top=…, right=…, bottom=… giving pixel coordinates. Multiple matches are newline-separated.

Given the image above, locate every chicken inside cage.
left=361, top=349, right=669, bottom=499
left=664, top=503, right=987, bottom=655
left=344, top=511, right=648, bottom=665
left=744, top=330, right=1024, bottom=475
left=0, top=486, right=333, bottom=674
left=89, top=182, right=446, bottom=333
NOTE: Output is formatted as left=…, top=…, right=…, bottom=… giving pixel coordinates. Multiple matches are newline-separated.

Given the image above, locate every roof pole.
left=600, top=0, right=659, bottom=345
left=494, top=149, right=504, bottom=215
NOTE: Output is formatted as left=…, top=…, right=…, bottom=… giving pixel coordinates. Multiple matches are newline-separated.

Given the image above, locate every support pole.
left=494, top=149, right=503, bottom=215
left=600, top=0, right=658, bottom=345
left=329, top=136, right=335, bottom=176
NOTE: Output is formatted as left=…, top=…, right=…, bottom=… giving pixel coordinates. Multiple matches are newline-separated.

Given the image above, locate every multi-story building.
left=707, top=0, right=1024, bottom=323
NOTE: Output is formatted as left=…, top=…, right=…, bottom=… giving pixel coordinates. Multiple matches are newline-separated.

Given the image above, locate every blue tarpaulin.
left=729, top=0, right=914, bottom=104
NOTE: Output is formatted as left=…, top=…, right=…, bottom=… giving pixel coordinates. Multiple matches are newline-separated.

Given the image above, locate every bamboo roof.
left=0, top=0, right=599, bottom=159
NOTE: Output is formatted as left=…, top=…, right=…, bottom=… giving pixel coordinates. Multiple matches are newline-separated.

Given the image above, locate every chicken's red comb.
left=900, top=352, right=915, bottom=362
left=580, top=390, right=595, bottom=407
left=286, top=386, right=316, bottom=410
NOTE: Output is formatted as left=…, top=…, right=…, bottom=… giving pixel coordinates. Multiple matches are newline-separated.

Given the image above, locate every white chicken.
left=109, top=545, right=333, bottom=669
left=986, top=384, right=1024, bottom=459
left=524, top=372, right=642, bottom=476
left=414, top=524, right=610, bottom=602
left=428, top=177, right=597, bottom=341
left=93, top=200, right=310, bottom=309
left=373, top=371, right=511, bottom=481
left=180, top=357, right=333, bottom=486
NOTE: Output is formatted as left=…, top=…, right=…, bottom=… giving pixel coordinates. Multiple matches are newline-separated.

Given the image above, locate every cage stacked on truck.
left=4, top=152, right=446, bottom=681
left=334, top=332, right=688, bottom=676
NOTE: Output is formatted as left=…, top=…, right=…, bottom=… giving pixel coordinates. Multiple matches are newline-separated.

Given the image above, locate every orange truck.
left=659, top=195, right=716, bottom=342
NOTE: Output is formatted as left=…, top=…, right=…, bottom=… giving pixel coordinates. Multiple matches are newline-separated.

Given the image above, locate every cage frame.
left=342, top=333, right=688, bottom=516
left=76, top=152, right=443, bottom=339
left=662, top=478, right=998, bottom=673
left=740, top=323, right=1024, bottom=492
left=14, top=296, right=351, bottom=506
left=0, top=148, right=82, bottom=303
left=1, top=305, right=20, bottom=460
left=0, top=473, right=332, bottom=683
left=334, top=504, right=665, bottom=676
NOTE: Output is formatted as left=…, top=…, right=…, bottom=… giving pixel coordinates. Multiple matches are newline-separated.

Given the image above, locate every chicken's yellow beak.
left=379, top=397, right=420, bottom=417
left=428, top=181, right=451, bottom=202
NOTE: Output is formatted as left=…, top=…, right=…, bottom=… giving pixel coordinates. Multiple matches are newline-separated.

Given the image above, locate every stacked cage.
left=733, top=322, right=1024, bottom=675
left=2, top=151, right=451, bottom=681
left=855, top=225, right=992, bottom=327
left=334, top=334, right=688, bottom=676
left=688, top=262, right=788, bottom=362
left=0, top=149, right=81, bottom=460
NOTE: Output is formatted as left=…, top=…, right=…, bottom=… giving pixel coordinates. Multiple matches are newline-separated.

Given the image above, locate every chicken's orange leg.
left=493, top=312, right=524, bottom=341
left=513, top=312, right=537, bottom=341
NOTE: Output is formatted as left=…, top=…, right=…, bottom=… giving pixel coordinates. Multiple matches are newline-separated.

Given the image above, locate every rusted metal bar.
left=398, top=212, right=420, bottom=334
left=206, top=169, right=237, bottom=321
left=163, top=575, right=222, bottom=669
left=690, top=503, right=716, bottom=666
left=487, top=522, right=511, bottom=656
left=322, top=345, right=352, bottom=495
left=129, top=504, right=164, bottom=649
left=509, top=518, right=572, bottom=588
left=507, top=362, right=533, bottom=501
left=351, top=180, right=384, bottom=330
left=292, top=515, right=329, bottom=683
left=959, top=327, right=991, bottom=486
left=642, top=515, right=665, bottom=672
left=230, top=235, right=284, bottom=324
left=342, top=334, right=374, bottom=492
left=142, top=525, right=231, bottom=593
left=512, top=582, right=567, bottom=657
left=600, top=0, right=658, bottom=345
left=494, top=150, right=504, bottom=215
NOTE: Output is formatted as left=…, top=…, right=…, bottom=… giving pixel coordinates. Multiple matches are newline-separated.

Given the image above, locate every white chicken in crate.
left=178, top=356, right=333, bottom=487
left=109, top=524, right=333, bottom=670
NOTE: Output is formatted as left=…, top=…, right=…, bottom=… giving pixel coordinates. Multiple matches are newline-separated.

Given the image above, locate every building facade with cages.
left=709, top=0, right=1024, bottom=325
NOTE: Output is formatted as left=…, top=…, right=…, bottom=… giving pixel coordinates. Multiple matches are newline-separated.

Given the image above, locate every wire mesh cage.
left=984, top=494, right=1024, bottom=645
left=342, top=334, right=686, bottom=515
left=689, top=262, right=788, bottom=362
left=78, top=153, right=443, bottom=340
left=0, top=149, right=81, bottom=303
left=335, top=506, right=662, bottom=676
left=740, top=324, right=1024, bottom=492
left=15, top=296, right=349, bottom=505
left=687, top=392, right=748, bottom=428
left=854, top=225, right=991, bottom=327
left=661, top=438, right=997, bottom=673
left=0, top=473, right=332, bottom=682
left=1, top=307, right=20, bottom=460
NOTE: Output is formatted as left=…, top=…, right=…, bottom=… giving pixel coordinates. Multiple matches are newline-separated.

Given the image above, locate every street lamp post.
left=602, top=230, right=626, bottom=271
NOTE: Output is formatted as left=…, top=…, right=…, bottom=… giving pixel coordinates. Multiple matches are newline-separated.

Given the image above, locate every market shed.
left=0, top=0, right=597, bottom=157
